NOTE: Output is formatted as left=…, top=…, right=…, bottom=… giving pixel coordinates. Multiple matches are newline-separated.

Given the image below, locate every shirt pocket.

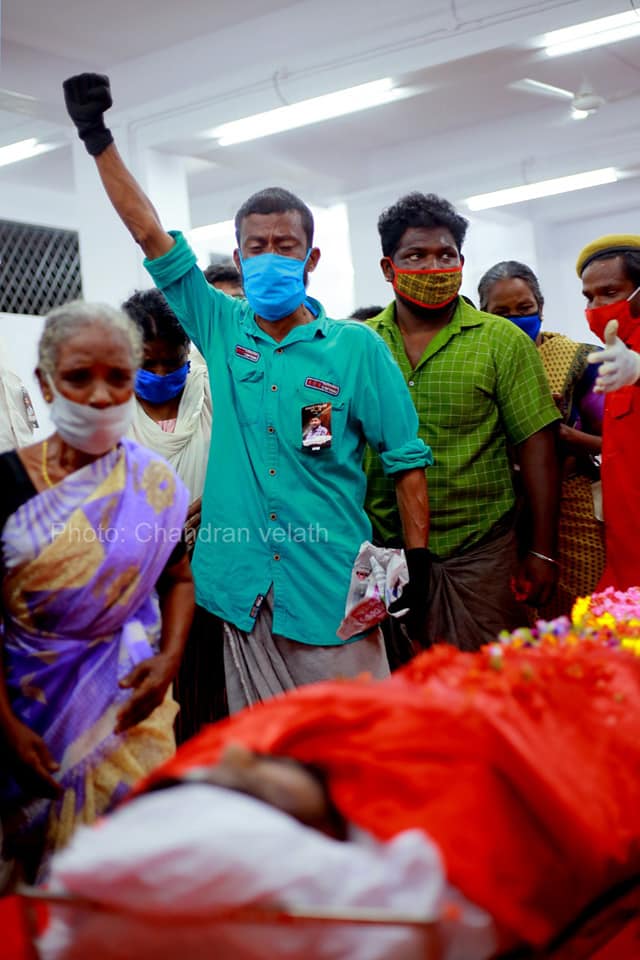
left=608, top=387, right=634, bottom=420
left=229, top=356, right=265, bottom=425
left=290, top=385, right=347, bottom=452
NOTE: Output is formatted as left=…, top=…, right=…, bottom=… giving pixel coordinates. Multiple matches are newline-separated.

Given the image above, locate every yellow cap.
left=576, top=234, right=640, bottom=276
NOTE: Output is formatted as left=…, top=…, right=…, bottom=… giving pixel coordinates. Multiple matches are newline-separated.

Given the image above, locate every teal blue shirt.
left=145, top=233, right=431, bottom=645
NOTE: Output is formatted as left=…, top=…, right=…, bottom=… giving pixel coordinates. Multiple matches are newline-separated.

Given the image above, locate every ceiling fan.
left=509, top=77, right=606, bottom=118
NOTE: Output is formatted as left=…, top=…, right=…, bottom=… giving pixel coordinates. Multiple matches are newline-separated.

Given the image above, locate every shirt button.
left=268, top=426, right=275, bottom=434
left=271, top=384, right=278, bottom=392
left=276, top=348, right=284, bottom=354
left=408, top=380, right=415, bottom=387
left=269, top=468, right=276, bottom=476
left=273, top=553, right=280, bottom=561
left=270, top=512, right=277, bottom=521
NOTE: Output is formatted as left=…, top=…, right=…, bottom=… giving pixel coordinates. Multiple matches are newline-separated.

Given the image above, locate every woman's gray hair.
left=477, top=261, right=545, bottom=313
left=38, top=300, right=143, bottom=377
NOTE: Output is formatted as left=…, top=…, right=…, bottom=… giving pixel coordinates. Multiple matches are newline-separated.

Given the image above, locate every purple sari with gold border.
left=0, top=439, right=188, bottom=877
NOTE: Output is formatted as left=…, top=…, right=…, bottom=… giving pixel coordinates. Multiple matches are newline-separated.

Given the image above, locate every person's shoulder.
left=326, top=316, right=388, bottom=348
left=475, top=309, right=537, bottom=347
left=122, top=437, right=178, bottom=475
left=364, top=302, right=394, bottom=331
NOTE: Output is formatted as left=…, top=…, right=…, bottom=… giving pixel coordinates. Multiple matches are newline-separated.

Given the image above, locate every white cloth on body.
left=39, top=783, right=495, bottom=960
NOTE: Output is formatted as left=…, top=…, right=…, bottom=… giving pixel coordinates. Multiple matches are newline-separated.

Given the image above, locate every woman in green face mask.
left=479, top=260, right=604, bottom=619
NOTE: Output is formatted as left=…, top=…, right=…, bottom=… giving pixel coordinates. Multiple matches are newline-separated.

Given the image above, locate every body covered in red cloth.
left=139, top=641, right=640, bottom=951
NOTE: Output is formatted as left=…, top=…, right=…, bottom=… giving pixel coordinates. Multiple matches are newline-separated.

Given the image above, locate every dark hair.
left=204, top=261, right=242, bottom=286
left=583, top=250, right=640, bottom=288
left=235, top=187, right=314, bottom=247
left=377, top=192, right=469, bottom=258
left=349, top=305, right=384, bottom=321
left=477, top=261, right=545, bottom=313
left=121, top=288, right=190, bottom=350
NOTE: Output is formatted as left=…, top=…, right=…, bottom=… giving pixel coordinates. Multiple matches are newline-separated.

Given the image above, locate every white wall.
left=461, top=211, right=538, bottom=307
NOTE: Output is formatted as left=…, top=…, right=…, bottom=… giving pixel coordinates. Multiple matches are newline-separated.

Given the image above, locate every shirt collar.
left=369, top=298, right=487, bottom=373
left=242, top=296, right=330, bottom=345
left=373, top=297, right=485, bottom=333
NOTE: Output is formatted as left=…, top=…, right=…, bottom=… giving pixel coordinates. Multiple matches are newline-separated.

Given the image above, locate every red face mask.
left=586, top=286, right=640, bottom=344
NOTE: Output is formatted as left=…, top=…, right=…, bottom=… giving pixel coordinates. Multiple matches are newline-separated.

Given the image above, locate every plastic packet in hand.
left=337, top=541, right=409, bottom=640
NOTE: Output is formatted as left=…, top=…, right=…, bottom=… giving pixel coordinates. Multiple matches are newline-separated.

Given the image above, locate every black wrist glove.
left=388, top=547, right=432, bottom=644
left=63, top=73, right=114, bottom=157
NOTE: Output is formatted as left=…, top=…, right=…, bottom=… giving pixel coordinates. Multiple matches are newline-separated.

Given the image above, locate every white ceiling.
left=1, top=0, right=639, bottom=226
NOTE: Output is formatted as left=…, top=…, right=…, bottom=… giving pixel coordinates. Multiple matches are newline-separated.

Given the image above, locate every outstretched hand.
left=115, top=653, right=176, bottom=733
left=587, top=319, right=640, bottom=393
left=4, top=718, right=62, bottom=798
left=63, top=73, right=114, bottom=156
left=512, top=552, right=558, bottom=607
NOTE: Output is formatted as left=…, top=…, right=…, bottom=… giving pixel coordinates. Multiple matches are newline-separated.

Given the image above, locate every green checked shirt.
left=145, top=233, right=431, bottom=646
left=365, top=298, right=560, bottom=559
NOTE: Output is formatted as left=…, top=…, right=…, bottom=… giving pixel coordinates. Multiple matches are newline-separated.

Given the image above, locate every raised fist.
left=63, top=73, right=114, bottom=157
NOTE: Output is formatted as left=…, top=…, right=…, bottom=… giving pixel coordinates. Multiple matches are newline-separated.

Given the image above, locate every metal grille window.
left=0, top=220, right=82, bottom=315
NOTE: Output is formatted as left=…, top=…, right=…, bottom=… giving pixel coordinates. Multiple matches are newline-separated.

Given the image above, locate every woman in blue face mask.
left=478, top=261, right=605, bottom=620
left=122, top=288, right=212, bottom=507
left=122, top=288, right=219, bottom=744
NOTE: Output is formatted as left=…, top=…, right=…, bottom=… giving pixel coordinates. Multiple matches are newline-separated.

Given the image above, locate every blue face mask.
left=239, top=250, right=311, bottom=322
left=507, top=313, right=542, bottom=342
left=135, top=362, right=189, bottom=403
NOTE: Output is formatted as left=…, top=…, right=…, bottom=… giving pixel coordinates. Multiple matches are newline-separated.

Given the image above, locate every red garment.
left=598, top=326, right=640, bottom=589
left=139, top=643, right=640, bottom=952
left=0, top=895, right=48, bottom=960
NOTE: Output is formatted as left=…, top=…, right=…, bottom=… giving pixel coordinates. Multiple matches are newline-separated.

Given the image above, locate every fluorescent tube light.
left=465, top=167, right=618, bottom=211
left=208, top=78, right=406, bottom=146
left=0, top=137, right=52, bottom=168
left=544, top=11, right=640, bottom=57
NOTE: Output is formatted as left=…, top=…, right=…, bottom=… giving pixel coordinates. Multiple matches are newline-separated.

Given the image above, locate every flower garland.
left=497, top=586, right=640, bottom=656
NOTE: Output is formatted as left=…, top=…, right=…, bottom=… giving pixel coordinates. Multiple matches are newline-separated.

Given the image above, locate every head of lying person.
left=150, top=742, right=346, bottom=839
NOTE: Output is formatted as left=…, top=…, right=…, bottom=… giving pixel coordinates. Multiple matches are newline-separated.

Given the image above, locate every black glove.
left=388, top=547, right=432, bottom=644
left=63, top=73, right=114, bottom=157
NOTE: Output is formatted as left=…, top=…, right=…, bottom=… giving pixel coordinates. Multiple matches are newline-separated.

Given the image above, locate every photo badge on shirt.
left=301, top=402, right=332, bottom=453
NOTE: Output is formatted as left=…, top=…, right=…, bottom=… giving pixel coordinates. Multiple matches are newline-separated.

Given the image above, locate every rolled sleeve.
left=380, top=438, right=433, bottom=476
left=143, top=231, right=229, bottom=355
left=143, top=230, right=197, bottom=287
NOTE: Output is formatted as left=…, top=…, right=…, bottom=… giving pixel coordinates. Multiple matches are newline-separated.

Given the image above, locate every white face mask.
left=48, top=382, right=134, bottom=455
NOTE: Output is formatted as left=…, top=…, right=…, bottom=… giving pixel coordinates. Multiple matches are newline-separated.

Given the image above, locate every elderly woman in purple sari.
left=0, top=301, right=194, bottom=882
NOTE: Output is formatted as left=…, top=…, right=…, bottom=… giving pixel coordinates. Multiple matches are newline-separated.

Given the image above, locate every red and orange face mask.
left=386, top=262, right=463, bottom=310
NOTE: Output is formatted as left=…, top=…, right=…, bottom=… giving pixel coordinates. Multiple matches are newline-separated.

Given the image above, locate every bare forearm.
left=94, top=143, right=174, bottom=259
left=158, top=566, right=195, bottom=677
left=394, top=468, right=429, bottom=549
left=517, top=425, right=560, bottom=556
left=559, top=424, right=602, bottom=458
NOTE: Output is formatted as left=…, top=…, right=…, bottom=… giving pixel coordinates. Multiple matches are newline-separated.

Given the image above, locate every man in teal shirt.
left=366, top=192, right=561, bottom=651
left=63, top=74, right=432, bottom=711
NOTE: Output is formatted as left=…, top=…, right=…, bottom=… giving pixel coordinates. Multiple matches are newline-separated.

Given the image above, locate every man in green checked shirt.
left=365, top=193, right=561, bottom=652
